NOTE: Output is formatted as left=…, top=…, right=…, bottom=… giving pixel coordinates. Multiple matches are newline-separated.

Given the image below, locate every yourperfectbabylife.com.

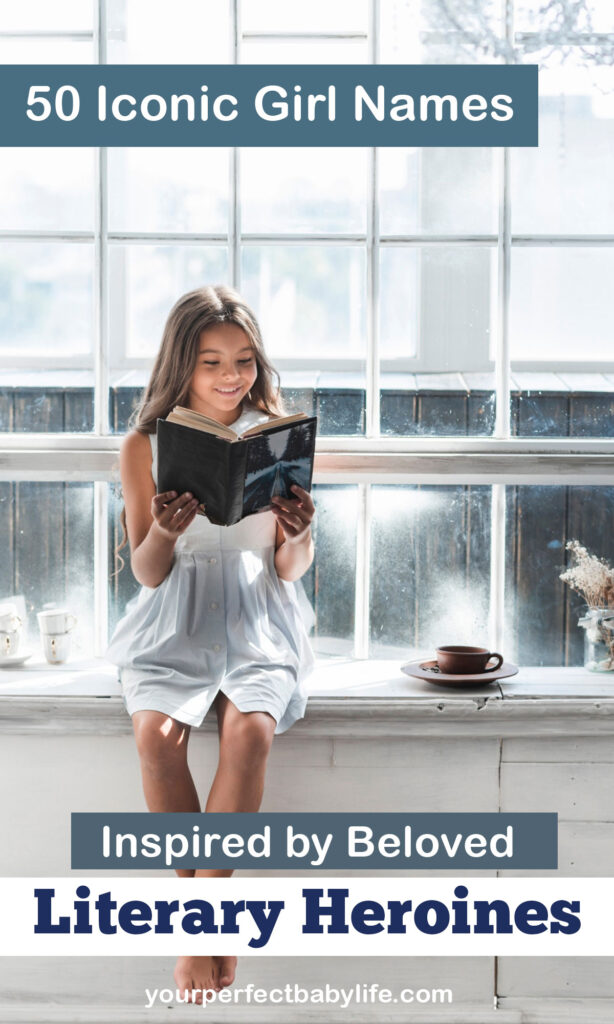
left=144, top=981, right=454, bottom=1009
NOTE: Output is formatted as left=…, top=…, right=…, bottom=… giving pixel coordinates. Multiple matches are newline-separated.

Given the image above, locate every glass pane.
left=504, top=485, right=614, bottom=666
left=0, top=482, right=95, bottom=658
left=512, top=51, right=614, bottom=233
left=309, top=485, right=358, bottom=657
left=514, top=0, right=614, bottom=34
left=0, top=38, right=92, bottom=61
left=0, top=149, right=94, bottom=232
left=370, top=485, right=492, bottom=659
left=241, top=244, right=367, bottom=361
left=241, top=149, right=367, bottom=234
left=379, top=247, right=495, bottom=436
left=108, top=149, right=229, bottom=234
left=379, top=148, right=496, bottom=235
left=512, top=370, right=614, bottom=439
left=242, top=0, right=368, bottom=33
left=0, top=0, right=92, bottom=30
left=510, top=248, right=614, bottom=362
left=241, top=39, right=368, bottom=63
left=0, top=243, right=93, bottom=358
left=379, top=0, right=504, bottom=63
left=0, top=372, right=94, bottom=432
left=108, top=0, right=230, bottom=62
left=108, top=245, right=230, bottom=369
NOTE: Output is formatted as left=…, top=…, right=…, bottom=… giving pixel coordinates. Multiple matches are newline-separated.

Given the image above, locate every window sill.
left=0, top=658, right=613, bottom=737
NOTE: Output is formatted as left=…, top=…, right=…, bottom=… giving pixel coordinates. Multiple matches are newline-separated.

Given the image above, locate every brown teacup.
left=436, top=645, right=504, bottom=675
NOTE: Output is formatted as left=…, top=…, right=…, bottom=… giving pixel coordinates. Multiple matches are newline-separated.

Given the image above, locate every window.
left=1, top=1, right=613, bottom=667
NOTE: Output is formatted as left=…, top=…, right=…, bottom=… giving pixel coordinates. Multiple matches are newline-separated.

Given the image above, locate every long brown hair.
left=114, top=284, right=287, bottom=571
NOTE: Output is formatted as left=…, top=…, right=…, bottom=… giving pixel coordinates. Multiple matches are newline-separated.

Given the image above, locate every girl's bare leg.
left=132, top=710, right=199, bottom=878
left=174, top=693, right=276, bottom=1003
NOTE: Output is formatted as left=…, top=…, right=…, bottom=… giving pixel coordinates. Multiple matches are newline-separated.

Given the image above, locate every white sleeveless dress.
left=105, top=402, right=315, bottom=734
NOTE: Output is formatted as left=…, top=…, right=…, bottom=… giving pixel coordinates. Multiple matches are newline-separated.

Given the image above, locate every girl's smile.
left=188, top=322, right=258, bottom=425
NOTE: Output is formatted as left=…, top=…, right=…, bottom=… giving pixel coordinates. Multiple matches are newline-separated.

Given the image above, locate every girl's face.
left=187, top=322, right=259, bottom=425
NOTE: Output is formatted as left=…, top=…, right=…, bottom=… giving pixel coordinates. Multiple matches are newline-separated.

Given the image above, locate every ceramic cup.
left=42, top=632, right=72, bottom=665
left=0, top=603, right=22, bottom=657
left=37, top=609, right=77, bottom=664
left=436, top=645, right=504, bottom=675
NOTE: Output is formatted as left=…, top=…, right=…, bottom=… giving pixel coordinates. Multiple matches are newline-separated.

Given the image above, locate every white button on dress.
left=106, top=401, right=315, bottom=734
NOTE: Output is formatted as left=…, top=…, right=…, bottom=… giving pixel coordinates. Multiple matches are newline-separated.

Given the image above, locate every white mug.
left=42, top=632, right=72, bottom=665
left=37, top=609, right=77, bottom=636
left=0, top=603, right=22, bottom=657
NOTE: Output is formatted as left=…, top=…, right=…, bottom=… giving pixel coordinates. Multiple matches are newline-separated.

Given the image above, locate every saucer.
left=0, top=653, right=32, bottom=668
left=401, top=658, right=518, bottom=686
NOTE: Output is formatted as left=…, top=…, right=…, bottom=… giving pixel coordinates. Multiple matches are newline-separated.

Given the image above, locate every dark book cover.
left=156, top=416, right=317, bottom=527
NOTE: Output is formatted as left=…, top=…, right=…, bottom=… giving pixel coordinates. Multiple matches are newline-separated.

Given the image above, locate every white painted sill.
left=0, top=658, right=613, bottom=738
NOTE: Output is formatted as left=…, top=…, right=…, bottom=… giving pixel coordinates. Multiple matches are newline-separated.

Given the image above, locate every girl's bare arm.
left=120, top=431, right=200, bottom=588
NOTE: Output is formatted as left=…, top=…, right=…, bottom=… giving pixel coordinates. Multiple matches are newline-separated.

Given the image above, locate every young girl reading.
left=106, top=284, right=316, bottom=1003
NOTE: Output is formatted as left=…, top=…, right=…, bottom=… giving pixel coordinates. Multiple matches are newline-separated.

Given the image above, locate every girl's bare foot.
left=215, top=955, right=237, bottom=988
left=174, top=955, right=220, bottom=1004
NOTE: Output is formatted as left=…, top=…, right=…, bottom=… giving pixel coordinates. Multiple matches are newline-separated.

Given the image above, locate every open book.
left=156, top=405, right=317, bottom=527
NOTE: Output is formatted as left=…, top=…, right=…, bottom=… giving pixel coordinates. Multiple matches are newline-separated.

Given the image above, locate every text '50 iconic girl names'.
left=31, top=83, right=513, bottom=125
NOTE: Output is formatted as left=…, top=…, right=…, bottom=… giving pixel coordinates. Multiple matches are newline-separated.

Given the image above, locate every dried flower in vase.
left=559, top=540, right=614, bottom=609
left=560, top=541, right=614, bottom=672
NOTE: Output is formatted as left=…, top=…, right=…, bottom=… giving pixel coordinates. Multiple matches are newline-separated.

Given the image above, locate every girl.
left=106, top=284, right=316, bottom=1003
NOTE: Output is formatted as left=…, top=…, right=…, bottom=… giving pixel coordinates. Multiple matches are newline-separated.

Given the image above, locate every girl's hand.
left=271, top=485, right=315, bottom=545
left=150, top=490, right=201, bottom=540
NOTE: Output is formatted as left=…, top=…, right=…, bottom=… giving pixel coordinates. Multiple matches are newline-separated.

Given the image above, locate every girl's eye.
left=202, top=358, right=253, bottom=365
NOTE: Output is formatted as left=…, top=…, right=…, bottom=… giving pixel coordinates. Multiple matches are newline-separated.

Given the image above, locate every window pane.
left=379, top=148, right=496, bottom=235
left=108, top=245, right=230, bottom=368
left=0, top=1, right=92, bottom=30
left=379, top=247, right=495, bottom=435
left=510, top=248, right=614, bottom=362
left=512, top=371, right=614, bottom=439
left=108, top=149, right=229, bottom=234
left=241, top=39, right=368, bottom=62
left=0, top=38, right=92, bottom=61
left=0, top=372, right=94, bottom=432
left=242, top=0, right=368, bottom=33
left=370, top=485, right=492, bottom=659
left=309, top=485, right=358, bottom=657
left=108, top=0, right=229, bottom=62
left=0, top=243, right=93, bottom=358
left=512, top=52, right=614, bottom=233
left=379, top=0, right=503, bottom=63
left=504, top=485, right=614, bottom=666
left=0, top=150, right=94, bottom=232
left=241, top=149, right=367, bottom=234
left=514, top=0, right=614, bottom=34
left=0, top=482, right=95, bottom=657
left=241, top=245, right=367, bottom=361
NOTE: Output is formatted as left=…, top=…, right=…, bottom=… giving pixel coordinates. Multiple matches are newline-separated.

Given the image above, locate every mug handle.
left=66, top=614, right=77, bottom=632
left=487, top=652, right=503, bottom=671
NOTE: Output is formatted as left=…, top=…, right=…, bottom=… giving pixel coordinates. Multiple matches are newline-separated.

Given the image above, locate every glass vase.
left=577, top=608, right=614, bottom=672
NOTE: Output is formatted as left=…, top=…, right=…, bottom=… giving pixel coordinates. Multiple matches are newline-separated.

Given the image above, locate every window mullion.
left=489, top=0, right=515, bottom=661
left=93, top=0, right=109, bottom=656
left=231, top=0, right=240, bottom=287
